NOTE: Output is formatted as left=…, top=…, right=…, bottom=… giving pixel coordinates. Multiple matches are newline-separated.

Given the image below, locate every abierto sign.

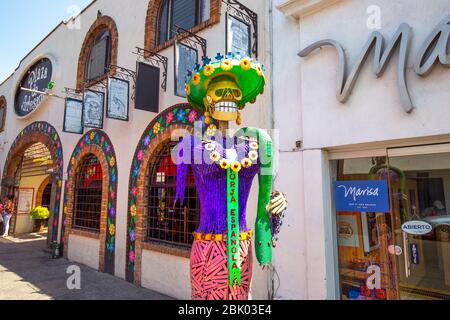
left=401, top=220, right=433, bottom=235
left=334, top=180, right=390, bottom=213
left=14, top=58, right=53, bottom=118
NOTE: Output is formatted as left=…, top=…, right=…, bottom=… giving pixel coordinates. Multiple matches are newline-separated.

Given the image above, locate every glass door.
left=387, top=144, right=450, bottom=300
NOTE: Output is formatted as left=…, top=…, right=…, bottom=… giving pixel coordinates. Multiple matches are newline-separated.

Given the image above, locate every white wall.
left=68, top=234, right=100, bottom=270
left=0, top=0, right=273, bottom=299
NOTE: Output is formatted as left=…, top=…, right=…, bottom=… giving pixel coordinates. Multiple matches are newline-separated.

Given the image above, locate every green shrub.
left=29, top=206, right=50, bottom=220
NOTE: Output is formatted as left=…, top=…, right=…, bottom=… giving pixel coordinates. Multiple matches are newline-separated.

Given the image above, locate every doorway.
left=333, top=144, right=450, bottom=300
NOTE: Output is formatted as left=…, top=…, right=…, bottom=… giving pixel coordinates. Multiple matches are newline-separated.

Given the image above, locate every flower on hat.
left=241, top=158, right=252, bottom=168
left=192, top=73, right=201, bottom=85
left=249, top=150, right=258, bottom=161
left=255, top=64, right=263, bottom=76
left=240, top=58, right=251, bottom=71
left=185, top=83, right=191, bottom=95
left=203, top=64, right=215, bottom=76
left=221, top=59, right=233, bottom=71
left=210, top=151, right=221, bottom=162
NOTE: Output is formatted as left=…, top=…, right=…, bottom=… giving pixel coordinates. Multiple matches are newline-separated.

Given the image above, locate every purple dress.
left=175, top=136, right=260, bottom=234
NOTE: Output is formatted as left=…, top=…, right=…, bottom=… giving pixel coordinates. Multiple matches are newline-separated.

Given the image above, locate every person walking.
left=2, top=196, right=13, bottom=237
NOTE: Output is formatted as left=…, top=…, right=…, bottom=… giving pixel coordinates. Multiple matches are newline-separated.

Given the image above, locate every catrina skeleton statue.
left=174, top=54, right=287, bottom=300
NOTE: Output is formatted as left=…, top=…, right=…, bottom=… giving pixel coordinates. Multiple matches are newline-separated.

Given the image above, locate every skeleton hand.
left=266, top=191, right=287, bottom=216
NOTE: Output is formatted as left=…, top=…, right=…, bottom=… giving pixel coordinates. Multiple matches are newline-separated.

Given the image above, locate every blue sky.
left=0, top=0, right=92, bottom=82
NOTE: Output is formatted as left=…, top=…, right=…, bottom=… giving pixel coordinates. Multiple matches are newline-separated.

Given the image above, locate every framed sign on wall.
left=174, top=43, right=198, bottom=97
left=63, top=98, right=84, bottom=134
left=17, top=188, right=35, bottom=214
left=107, top=77, right=129, bottom=121
left=83, top=90, right=104, bottom=129
left=226, top=14, right=251, bottom=57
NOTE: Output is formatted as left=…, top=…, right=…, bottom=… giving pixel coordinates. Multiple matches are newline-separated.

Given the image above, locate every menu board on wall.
left=107, top=77, right=129, bottom=121
left=63, top=98, right=84, bottom=134
left=17, top=188, right=34, bottom=214
left=83, top=90, right=104, bottom=129
left=226, top=14, right=251, bottom=57
left=174, top=43, right=198, bottom=97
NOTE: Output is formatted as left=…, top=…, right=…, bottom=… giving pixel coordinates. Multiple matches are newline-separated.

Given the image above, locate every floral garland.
left=3, top=122, right=63, bottom=243
left=126, top=103, right=214, bottom=282
left=62, top=130, right=118, bottom=272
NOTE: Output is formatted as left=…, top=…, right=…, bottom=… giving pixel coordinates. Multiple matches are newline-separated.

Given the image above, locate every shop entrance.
left=2, top=142, right=57, bottom=244
left=334, top=144, right=450, bottom=300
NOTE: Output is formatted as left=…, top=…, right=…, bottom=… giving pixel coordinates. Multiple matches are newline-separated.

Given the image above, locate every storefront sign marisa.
left=401, top=220, right=433, bottom=235
left=14, top=58, right=53, bottom=117
left=299, top=15, right=450, bottom=114
left=335, top=180, right=389, bottom=212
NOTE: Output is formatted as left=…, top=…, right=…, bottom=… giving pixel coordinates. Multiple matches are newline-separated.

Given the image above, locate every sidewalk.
left=0, top=233, right=173, bottom=300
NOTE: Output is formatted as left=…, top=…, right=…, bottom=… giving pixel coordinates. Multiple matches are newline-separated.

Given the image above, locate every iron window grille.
left=146, top=142, right=200, bottom=248
left=73, top=154, right=103, bottom=233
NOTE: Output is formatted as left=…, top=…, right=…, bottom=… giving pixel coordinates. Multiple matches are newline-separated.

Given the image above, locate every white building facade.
left=274, top=0, right=450, bottom=299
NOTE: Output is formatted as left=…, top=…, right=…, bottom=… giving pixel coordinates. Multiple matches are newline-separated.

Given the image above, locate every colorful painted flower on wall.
left=2, top=122, right=63, bottom=244
left=125, top=104, right=214, bottom=282
left=62, top=130, right=118, bottom=272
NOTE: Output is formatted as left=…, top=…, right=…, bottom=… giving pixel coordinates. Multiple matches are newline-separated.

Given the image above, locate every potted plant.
left=29, top=206, right=50, bottom=232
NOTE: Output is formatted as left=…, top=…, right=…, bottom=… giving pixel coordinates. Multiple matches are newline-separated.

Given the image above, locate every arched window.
left=73, top=154, right=103, bottom=232
left=85, top=29, right=112, bottom=82
left=157, top=0, right=211, bottom=46
left=0, top=96, right=6, bottom=132
left=147, top=141, right=200, bottom=247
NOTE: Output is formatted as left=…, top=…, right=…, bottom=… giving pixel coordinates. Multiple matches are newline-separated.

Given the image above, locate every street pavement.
left=0, top=233, right=173, bottom=300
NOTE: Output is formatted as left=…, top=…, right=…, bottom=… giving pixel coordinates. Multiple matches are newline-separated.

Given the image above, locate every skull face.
left=204, top=76, right=242, bottom=121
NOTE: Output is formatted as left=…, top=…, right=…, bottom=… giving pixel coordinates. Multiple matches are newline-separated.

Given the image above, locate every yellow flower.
left=153, top=122, right=161, bottom=135
left=203, top=64, right=215, bottom=76
left=185, top=83, right=191, bottom=95
left=109, top=224, right=115, bottom=236
left=109, top=156, right=116, bottom=167
left=220, top=159, right=230, bottom=170
left=210, top=151, right=221, bottom=162
left=231, top=161, right=242, bottom=172
left=255, top=64, right=263, bottom=77
left=249, top=150, right=258, bottom=161
left=64, top=206, right=68, bottom=214
left=192, top=73, right=201, bottom=86
left=241, top=158, right=252, bottom=168
left=90, top=131, right=96, bottom=140
left=240, top=58, right=251, bottom=71
left=220, top=59, right=233, bottom=71
left=206, top=124, right=217, bottom=137
left=71, top=157, right=75, bottom=166
left=130, top=205, right=137, bottom=217
left=250, top=142, right=259, bottom=150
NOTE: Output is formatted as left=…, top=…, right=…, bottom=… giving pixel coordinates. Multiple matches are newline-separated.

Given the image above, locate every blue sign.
left=335, top=180, right=390, bottom=213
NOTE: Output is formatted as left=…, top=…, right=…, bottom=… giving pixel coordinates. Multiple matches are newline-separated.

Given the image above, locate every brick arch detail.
left=144, top=0, right=222, bottom=53
left=76, top=15, right=119, bottom=90
left=63, top=130, right=118, bottom=275
left=125, top=103, right=215, bottom=284
left=0, top=95, right=6, bottom=132
left=2, top=122, right=64, bottom=243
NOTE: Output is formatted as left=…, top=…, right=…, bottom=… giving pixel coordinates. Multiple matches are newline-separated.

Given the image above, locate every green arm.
left=242, top=127, right=273, bottom=265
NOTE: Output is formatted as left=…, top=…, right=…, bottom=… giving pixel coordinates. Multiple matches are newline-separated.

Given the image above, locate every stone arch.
left=76, top=15, right=119, bottom=90
left=126, top=103, right=215, bottom=284
left=144, top=0, right=222, bottom=53
left=2, top=122, right=63, bottom=243
left=63, top=130, right=118, bottom=275
left=35, top=176, right=51, bottom=207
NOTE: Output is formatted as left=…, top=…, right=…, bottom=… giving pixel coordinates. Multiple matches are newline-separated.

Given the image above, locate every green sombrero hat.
left=185, top=53, right=266, bottom=110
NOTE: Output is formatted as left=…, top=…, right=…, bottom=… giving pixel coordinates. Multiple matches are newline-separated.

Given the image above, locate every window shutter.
left=172, top=0, right=197, bottom=34
left=158, top=1, right=169, bottom=45
left=135, top=63, right=160, bottom=113
left=0, top=107, right=4, bottom=131
left=88, top=36, right=109, bottom=81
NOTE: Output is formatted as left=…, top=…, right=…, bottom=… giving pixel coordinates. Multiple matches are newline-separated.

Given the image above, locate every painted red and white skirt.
left=190, top=238, right=253, bottom=300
